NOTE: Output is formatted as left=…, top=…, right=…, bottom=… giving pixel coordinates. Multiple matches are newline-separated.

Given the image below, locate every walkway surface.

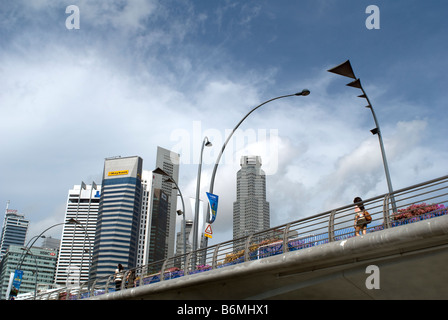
left=90, top=214, right=448, bottom=300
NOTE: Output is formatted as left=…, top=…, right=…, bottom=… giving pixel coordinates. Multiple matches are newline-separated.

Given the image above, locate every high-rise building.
left=54, top=183, right=100, bottom=286
left=176, top=219, right=193, bottom=256
left=90, top=156, right=143, bottom=281
left=40, top=236, right=60, bottom=250
left=0, top=204, right=29, bottom=261
left=0, top=245, right=58, bottom=300
left=141, top=147, right=180, bottom=265
left=136, top=170, right=152, bottom=267
left=233, top=156, right=270, bottom=241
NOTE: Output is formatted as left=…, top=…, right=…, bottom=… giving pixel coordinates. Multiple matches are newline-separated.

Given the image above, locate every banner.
left=206, top=192, right=219, bottom=224
left=8, top=270, right=23, bottom=299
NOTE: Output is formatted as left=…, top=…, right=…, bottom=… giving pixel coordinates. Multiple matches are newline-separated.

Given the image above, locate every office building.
left=0, top=204, right=29, bottom=261
left=141, top=147, right=180, bottom=265
left=90, top=156, right=143, bottom=281
left=0, top=245, right=58, bottom=299
left=54, top=183, right=100, bottom=286
left=136, top=170, right=152, bottom=267
left=176, top=219, right=193, bottom=256
left=233, top=156, right=270, bottom=241
left=40, top=236, right=60, bottom=250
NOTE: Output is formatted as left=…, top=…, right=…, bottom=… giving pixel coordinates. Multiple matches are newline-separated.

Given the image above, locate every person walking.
left=354, top=197, right=371, bottom=236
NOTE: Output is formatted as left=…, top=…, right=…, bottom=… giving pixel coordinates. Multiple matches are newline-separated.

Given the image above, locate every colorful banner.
left=9, top=270, right=23, bottom=299
left=206, top=192, right=219, bottom=224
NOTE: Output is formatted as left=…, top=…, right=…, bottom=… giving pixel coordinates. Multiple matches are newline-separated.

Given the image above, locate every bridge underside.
left=91, top=215, right=448, bottom=300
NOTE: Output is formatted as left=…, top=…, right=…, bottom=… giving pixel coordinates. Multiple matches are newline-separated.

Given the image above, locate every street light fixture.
left=327, top=59, right=397, bottom=213
left=12, top=218, right=85, bottom=299
left=202, top=89, right=311, bottom=249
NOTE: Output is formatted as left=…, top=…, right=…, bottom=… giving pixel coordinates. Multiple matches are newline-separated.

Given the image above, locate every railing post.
left=383, top=194, right=392, bottom=229
left=160, top=259, right=168, bottom=281
left=105, top=275, right=112, bottom=293
left=185, top=252, right=193, bottom=275
left=283, top=223, right=291, bottom=253
left=244, top=235, right=253, bottom=261
left=328, top=210, right=336, bottom=242
left=90, top=278, right=97, bottom=297
left=77, top=281, right=85, bottom=300
left=212, top=244, right=220, bottom=269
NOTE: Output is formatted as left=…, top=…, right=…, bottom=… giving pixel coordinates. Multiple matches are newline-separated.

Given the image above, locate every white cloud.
left=1, top=1, right=446, bottom=250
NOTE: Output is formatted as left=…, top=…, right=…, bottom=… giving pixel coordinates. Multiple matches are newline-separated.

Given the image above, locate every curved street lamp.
left=202, top=89, right=310, bottom=249
left=327, top=60, right=397, bottom=213
left=12, top=218, right=85, bottom=299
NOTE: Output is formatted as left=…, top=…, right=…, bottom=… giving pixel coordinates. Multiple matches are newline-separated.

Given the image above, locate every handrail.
left=28, top=174, right=448, bottom=300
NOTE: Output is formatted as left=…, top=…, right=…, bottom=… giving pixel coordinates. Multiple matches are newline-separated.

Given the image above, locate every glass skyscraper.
left=90, top=156, right=143, bottom=281
left=140, top=147, right=180, bottom=266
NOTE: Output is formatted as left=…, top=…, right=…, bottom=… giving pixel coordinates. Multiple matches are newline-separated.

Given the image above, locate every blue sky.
left=1, top=0, right=447, bottom=245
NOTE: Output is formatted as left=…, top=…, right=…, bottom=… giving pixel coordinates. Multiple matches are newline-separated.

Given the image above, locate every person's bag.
left=364, top=210, right=372, bottom=223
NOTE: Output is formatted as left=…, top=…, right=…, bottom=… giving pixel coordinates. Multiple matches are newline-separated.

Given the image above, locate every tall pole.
left=360, top=86, right=397, bottom=213
left=202, top=89, right=310, bottom=249
left=327, top=60, right=397, bottom=213
left=193, top=137, right=211, bottom=252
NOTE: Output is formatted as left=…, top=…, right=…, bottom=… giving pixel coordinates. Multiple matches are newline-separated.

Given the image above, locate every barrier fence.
left=30, top=174, right=448, bottom=300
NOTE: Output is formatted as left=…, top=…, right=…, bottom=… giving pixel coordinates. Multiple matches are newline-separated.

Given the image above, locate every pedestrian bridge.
left=35, top=175, right=448, bottom=300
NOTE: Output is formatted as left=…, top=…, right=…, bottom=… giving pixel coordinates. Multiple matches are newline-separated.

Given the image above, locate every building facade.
left=0, top=245, right=58, bottom=299
left=90, top=156, right=143, bottom=281
left=233, top=156, right=270, bottom=241
left=54, top=183, right=100, bottom=286
left=0, top=205, right=29, bottom=261
left=141, top=147, right=180, bottom=266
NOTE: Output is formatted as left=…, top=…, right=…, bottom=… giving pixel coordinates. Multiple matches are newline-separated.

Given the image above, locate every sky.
left=1, top=0, right=447, bottom=247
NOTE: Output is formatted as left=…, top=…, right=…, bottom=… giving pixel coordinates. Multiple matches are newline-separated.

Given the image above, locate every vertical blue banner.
left=9, top=270, right=23, bottom=299
left=206, top=192, right=219, bottom=224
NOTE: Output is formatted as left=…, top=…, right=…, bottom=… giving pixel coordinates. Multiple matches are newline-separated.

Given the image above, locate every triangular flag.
left=327, top=60, right=357, bottom=79
left=346, top=78, right=362, bottom=89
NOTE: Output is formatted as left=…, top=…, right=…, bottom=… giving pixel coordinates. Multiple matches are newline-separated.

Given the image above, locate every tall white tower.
left=54, top=183, right=100, bottom=286
left=233, top=156, right=270, bottom=241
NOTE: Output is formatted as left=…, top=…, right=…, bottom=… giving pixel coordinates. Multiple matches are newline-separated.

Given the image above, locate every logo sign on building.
left=108, top=170, right=129, bottom=176
left=206, top=192, right=219, bottom=224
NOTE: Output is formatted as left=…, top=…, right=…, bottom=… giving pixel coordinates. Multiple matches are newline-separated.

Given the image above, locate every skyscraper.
left=54, top=183, right=100, bottom=286
left=0, top=204, right=29, bottom=261
left=141, top=147, right=180, bottom=265
left=90, top=156, right=143, bottom=281
left=0, top=245, right=58, bottom=299
left=233, top=156, right=270, bottom=241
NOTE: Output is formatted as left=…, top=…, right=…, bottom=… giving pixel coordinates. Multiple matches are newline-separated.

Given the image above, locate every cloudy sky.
left=1, top=0, right=447, bottom=246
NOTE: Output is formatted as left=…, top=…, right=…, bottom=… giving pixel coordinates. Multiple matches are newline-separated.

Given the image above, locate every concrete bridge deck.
left=90, top=214, right=448, bottom=300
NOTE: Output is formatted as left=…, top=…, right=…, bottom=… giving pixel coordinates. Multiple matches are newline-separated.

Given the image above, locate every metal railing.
left=30, top=174, right=448, bottom=300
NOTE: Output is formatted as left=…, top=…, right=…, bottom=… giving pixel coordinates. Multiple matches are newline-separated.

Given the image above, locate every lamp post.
left=327, top=60, right=397, bottom=213
left=12, top=218, right=83, bottom=299
left=202, top=89, right=310, bottom=249
left=193, top=137, right=212, bottom=253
